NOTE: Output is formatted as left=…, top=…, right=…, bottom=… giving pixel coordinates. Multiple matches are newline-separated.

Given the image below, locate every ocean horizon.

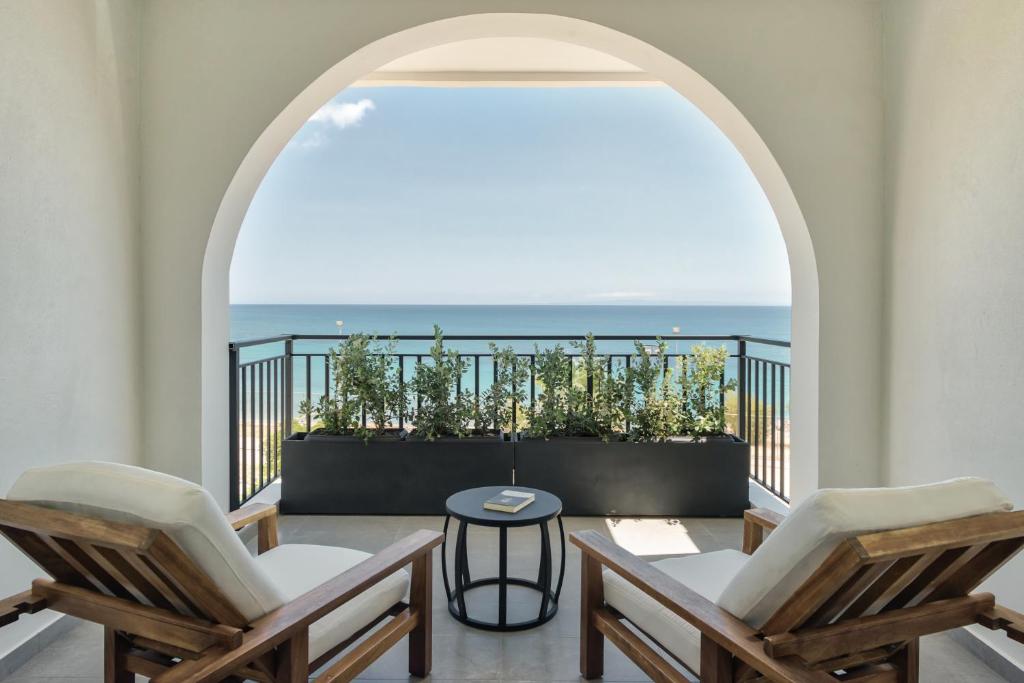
left=230, top=303, right=791, bottom=342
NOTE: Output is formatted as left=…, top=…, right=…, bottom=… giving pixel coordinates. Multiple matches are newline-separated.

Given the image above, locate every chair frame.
left=0, top=498, right=442, bottom=683
left=574, top=507, right=1024, bottom=683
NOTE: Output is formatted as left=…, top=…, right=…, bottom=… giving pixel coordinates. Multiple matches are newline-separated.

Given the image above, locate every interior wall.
left=0, top=0, right=142, bottom=658
left=882, top=0, right=1024, bottom=666
left=140, top=0, right=886, bottom=505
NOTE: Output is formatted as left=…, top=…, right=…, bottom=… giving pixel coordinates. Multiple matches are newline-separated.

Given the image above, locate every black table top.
left=445, top=486, right=562, bottom=527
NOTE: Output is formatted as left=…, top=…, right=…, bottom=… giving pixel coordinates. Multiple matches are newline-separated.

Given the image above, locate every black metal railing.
left=228, top=334, right=790, bottom=509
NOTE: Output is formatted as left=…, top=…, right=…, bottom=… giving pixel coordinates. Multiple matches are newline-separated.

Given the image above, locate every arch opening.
left=202, top=13, right=819, bottom=509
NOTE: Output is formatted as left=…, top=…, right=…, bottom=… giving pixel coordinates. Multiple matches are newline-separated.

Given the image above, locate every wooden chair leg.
left=257, top=513, right=279, bottom=554
left=104, top=627, right=134, bottom=683
left=276, top=629, right=309, bottom=683
left=581, top=553, right=605, bottom=679
left=895, top=639, right=919, bottom=683
left=408, top=553, right=432, bottom=677
left=700, top=634, right=734, bottom=683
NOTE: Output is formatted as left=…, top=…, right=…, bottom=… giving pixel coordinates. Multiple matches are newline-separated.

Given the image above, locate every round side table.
left=442, top=486, right=565, bottom=631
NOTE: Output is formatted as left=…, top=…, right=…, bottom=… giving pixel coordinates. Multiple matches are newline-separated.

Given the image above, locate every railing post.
left=284, top=338, right=294, bottom=437
left=228, top=343, right=240, bottom=511
left=737, top=338, right=747, bottom=442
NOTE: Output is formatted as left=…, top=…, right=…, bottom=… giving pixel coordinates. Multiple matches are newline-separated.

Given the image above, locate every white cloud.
left=309, top=98, right=376, bottom=129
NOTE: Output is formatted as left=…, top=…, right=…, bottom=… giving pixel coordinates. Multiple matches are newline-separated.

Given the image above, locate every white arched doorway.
left=201, top=13, right=819, bottom=508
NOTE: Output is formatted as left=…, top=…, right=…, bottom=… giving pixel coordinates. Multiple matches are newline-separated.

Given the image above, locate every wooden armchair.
left=573, top=478, right=1024, bottom=682
left=0, top=461, right=442, bottom=682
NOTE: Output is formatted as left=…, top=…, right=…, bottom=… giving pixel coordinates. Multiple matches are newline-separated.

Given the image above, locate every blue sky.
left=230, top=86, right=790, bottom=305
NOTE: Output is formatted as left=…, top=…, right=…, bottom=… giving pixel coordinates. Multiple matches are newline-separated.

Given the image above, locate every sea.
left=231, top=304, right=790, bottom=344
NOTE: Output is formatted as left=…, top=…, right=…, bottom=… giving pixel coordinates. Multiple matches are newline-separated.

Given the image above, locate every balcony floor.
left=6, top=515, right=1011, bottom=682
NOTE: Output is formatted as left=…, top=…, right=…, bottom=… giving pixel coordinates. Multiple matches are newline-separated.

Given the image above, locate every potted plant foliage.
left=515, top=336, right=749, bottom=516
left=283, top=327, right=750, bottom=516
left=282, top=327, right=513, bottom=514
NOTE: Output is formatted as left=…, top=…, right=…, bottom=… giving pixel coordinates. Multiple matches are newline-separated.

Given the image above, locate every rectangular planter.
left=514, top=436, right=750, bottom=517
left=281, top=433, right=514, bottom=515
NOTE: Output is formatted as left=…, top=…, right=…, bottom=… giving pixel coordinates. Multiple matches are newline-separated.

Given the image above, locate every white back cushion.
left=7, top=461, right=286, bottom=621
left=718, top=478, right=1012, bottom=628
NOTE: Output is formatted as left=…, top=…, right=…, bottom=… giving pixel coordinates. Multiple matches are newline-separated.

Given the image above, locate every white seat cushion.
left=604, top=549, right=748, bottom=672
left=7, top=461, right=286, bottom=621
left=718, top=477, right=1013, bottom=627
left=255, top=544, right=409, bottom=663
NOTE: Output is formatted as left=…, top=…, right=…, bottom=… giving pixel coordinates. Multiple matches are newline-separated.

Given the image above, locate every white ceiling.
left=355, top=37, right=658, bottom=87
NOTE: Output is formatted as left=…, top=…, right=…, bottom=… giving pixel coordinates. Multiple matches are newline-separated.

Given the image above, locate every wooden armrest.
left=0, top=590, right=47, bottom=628
left=570, top=530, right=833, bottom=683
left=153, top=529, right=444, bottom=683
left=225, top=503, right=278, bottom=554
left=978, top=605, right=1024, bottom=644
left=743, top=507, right=786, bottom=554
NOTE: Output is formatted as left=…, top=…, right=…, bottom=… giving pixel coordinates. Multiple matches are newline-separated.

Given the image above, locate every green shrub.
left=408, top=326, right=475, bottom=440
left=626, top=340, right=677, bottom=442
left=296, top=327, right=736, bottom=442
left=566, top=334, right=628, bottom=441
left=676, top=344, right=736, bottom=437
left=529, top=343, right=572, bottom=438
left=479, top=343, right=529, bottom=434
left=299, top=334, right=404, bottom=441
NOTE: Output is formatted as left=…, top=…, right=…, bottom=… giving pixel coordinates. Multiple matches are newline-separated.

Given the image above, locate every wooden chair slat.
left=0, top=526, right=88, bottom=587
left=145, top=534, right=249, bottom=628
left=885, top=545, right=983, bottom=610
left=73, top=541, right=156, bottom=605
left=927, top=538, right=1024, bottom=603
left=806, top=561, right=894, bottom=628
left=118, top=551, right=199, bottom=617
left=94, top=546, right=179, bottom=611
left=43, top=535, right=121, bottom=598
left=839, top=552, right=941, bottom=620
left=761, top=541, right=866, bottom=635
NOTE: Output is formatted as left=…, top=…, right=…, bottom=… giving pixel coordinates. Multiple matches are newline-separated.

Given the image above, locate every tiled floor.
left=5, top=515, right=1011, bottom=682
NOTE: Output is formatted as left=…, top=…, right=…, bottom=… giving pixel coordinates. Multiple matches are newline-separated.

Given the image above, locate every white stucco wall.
left=0, top=0, right=142, bottom=659
left=883, top=0, right=1024, bottom=666
left=139, top=0, right=886, bottom=506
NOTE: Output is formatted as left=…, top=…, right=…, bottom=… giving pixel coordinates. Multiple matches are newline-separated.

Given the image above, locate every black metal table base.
left=442, top=514, right=565, bottom=631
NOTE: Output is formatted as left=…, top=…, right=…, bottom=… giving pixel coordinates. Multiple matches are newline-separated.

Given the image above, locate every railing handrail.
left=229, top=332, right=790, bottom=349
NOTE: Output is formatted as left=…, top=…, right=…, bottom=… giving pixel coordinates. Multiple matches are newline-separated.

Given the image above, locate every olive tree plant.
left=297, top=333, right=404, bottom=442
left=409, top=326, right=475, bottom=440
left=676, top=344, right=735, bottom=437
left=479, top=343, right=529, bottom=435
left=626, top=340, right=677, bottom=442
left=528, top=342, right=572, bottom=438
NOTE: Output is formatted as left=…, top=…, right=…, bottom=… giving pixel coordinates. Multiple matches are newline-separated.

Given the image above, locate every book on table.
left=483, top=490, right=535, bottom=513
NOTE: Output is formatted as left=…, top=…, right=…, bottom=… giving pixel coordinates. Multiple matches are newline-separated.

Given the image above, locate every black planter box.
left=514, top=436, right=750, bottom=517
left=281, top=433, right=514, bottom=515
